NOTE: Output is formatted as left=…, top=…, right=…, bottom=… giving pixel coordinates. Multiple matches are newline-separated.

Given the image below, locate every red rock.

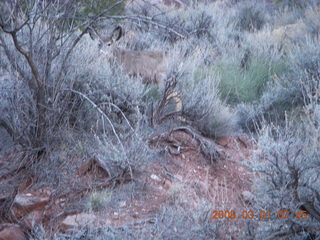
left=60, top=213, right=97, bottom=232
left=11, top=192, right=50, bottom=219
left=0, top=224, right=26, bottom=240
left=78, top=157, right=110, bottom=178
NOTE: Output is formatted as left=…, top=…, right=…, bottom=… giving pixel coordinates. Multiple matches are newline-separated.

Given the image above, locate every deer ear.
left=87, top=27, right=97, bottom=40
left=112, top=26, right=123, bottom=42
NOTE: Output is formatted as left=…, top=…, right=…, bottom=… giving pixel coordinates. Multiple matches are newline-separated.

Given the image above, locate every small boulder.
left=0, top=224, right=26, bottom=240
left=11, top=192, right=50, bottom=219
left=60, top=213, right=97, bottom=232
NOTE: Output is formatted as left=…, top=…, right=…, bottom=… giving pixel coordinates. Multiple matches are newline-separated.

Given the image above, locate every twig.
left=169, top=126, right=222, bottom=164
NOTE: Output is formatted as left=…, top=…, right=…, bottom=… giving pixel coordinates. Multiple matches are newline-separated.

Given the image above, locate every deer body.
left=271, top=20, right=308, bottom=49
left=111, top=48, right=166, bottom=86
left=89, top=26, right=167, bottom=86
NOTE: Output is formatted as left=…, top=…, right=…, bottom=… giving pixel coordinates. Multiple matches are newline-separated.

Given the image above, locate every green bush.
left=210, top=55, right=286, bottom=105
left=76, top=0, right=125, bottom=31
left=80, top=0, right=124, bottom=17
left=182, top=69, right=237, bottom=138
left=87, top=190, right=112, bottom=211
left=259, top=39, right=320, bottom=120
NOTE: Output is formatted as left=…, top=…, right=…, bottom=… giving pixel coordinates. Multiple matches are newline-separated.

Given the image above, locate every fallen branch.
left=169, top=126, right=223, bottom=164
left=148, top=126, right=224, bottom=163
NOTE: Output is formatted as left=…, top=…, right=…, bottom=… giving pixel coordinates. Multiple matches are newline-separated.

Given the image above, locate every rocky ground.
left=0, top=129, right=255, bottom=239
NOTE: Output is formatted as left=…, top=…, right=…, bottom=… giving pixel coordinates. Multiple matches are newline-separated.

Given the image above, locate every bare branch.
left=0, top=118, right=15, bottom=140
left=0, top=35, right=27, bottom=80
left=55, top=29, right=88, bottom=94
left=104, top=15, right=186, bottom=39
left=3, top=30, right=42, bottom=90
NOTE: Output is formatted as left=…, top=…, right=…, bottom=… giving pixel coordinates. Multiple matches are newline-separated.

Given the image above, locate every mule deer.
left=87, top=26, right=182, bottom=123
left=89, top=26, right=167, bottom=85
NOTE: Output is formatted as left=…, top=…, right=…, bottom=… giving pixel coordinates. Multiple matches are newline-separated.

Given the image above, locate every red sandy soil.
left=92, top=131, right=255, bottom=238
left=0, top=131, right=255, bottom=239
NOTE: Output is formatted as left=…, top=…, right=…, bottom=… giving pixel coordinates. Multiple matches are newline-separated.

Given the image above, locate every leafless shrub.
left=247, top=82, right=320, bottom=238
left=0, top=1, right=91, bottom=149
left=0, top=0, right=146, bottom=150
left=249, top=121, right=320, bottom=239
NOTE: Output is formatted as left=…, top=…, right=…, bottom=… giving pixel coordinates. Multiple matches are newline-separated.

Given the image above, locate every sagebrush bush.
left=0, top=3, right=160, bottom=212
left=249, top=110, right=320, bottom=239
left=186, top=10, right=214, bottom=39
left=181, top=64, right=238, bottom=138
left=304, top=7, right=320, bottom=37
left=275, top=0, right=315, bottom=9
left=236, top=103, right=264, bottom=132
left=258, top=39, right=320, bottom=118
left=237, top=35, right=320, bottom=133
left=67, top=34, right=150, bottom=133
left=127, top=2, right=186, bottom=43
left=233, top=7, right=319, bottom=133
left=0, top=24, right=74, bottom=147
left=212, top=52, right=286, bottom=104
left=247, top=71, right=320, bottom=237
left=234, top=4, right=265, bottom=32
left=87, top=190, right=112, bottom=211
left=127, top=2, right=215, bottom=43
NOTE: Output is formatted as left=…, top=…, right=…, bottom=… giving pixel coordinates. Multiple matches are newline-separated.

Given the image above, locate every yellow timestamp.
left=211, top=210, right=308, bottom=220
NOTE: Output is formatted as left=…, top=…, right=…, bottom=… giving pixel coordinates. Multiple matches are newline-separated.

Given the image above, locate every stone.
left=0, top=224, right=26, bottom=240
left=11, top=192, right=50, bottom=219
left=150, top=174, right=161, bottom=182
left=78, top=157, right=110, bottom=178
left=60, top=213, right=97, bottom=232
